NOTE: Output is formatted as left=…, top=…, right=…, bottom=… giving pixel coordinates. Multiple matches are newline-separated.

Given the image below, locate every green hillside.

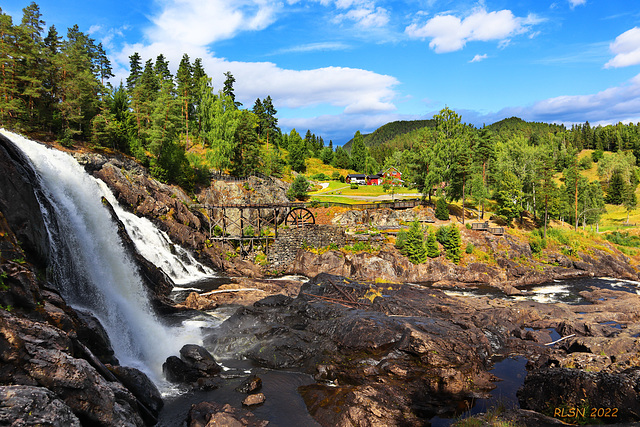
left=343, top=119, right=436, bottom=151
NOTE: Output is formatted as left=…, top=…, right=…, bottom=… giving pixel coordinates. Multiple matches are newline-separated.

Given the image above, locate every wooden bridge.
left=194, top=203, right=316, bottom=239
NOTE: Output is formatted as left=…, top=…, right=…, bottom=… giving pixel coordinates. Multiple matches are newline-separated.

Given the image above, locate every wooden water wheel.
left=285, top=207, right=315, bottom=228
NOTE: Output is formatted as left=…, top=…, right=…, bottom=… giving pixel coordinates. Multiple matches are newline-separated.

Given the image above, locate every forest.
left=1, top=2, right=640, bottom=230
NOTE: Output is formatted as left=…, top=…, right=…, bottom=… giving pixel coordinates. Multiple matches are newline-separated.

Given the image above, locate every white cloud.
left=271, top=42, right=351, bottom=55
left=334, top=6, right=390, bottom=28
left=491, top=72, right=640, bottom=124
left=405, top=7, right=543, bottom=53
left=146, top=0, right=282, bottom=46
left=605, top=27, right=640, bottom=68
left=569, top=0, right=586, bottom=8
left=470, top=54, right=488, bottom=62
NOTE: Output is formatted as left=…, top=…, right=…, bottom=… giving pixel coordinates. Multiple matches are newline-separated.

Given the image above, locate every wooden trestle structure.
left=193, top=203, right=316, bottom=253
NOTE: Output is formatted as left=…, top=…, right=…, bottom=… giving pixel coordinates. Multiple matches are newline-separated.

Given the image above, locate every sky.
left=4, top=0, right=640, bottom=144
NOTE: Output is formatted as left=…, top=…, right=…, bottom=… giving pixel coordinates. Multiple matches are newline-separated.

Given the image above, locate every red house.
left=381, top=167, right=402, bottom=186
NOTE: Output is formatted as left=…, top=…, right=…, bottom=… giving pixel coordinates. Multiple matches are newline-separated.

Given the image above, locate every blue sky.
left=4, top=0, right=640, bottom=144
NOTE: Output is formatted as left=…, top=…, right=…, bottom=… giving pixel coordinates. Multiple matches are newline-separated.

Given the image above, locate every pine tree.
left=435, top=197, right=449, bottom=220
left=443, top=225, right=461, bottom=264
left=0, top=9, right=18, bottom=126
left=16, top=2, right=45, bottom=128
left=287, top=129, right=307, bottom=173
left=405, top=220, right=427, bottom=264
left=230, top=110, right=261, bottom=177
left=126, top=52, right=142, bottom=90
left=350, top=130, right=368, bottom=172
left=425, top=231, right=440, bottom=258
left=176, top=53, right=193, bottom=146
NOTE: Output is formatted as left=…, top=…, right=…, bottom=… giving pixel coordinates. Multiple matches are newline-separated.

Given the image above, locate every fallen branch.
left=545, top=333, right=576, bottom=346
left=200, top=288, right=265, bottom=297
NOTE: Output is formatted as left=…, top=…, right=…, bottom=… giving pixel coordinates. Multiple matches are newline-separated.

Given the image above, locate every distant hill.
left=343, top=119, right=436, bottom=151
left=486, top=117, right=566, bottom=142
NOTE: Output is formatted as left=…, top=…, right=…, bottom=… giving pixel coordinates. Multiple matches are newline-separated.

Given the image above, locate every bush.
left=426, top=232, right=440, bottom=258
left=443, top=225, right=461, bottom=264
left=465, top=243, right=474, bottom=254
left=578, top=156, right=593, bottom=170
left=243, top=226, right=255, bottom=236
left=435, top=198, right=449, bottom=221
left=395, top=230, right=408, bottom=252
left=350, top=183, right=359, bottom=189
left=435, top=225, right=450, bottom=245
left=405, top=220, right=427, bottom=264
left=287, top=175, right=310, bottom=201
left=331, top=171, right=342, bottom=181
left=591, top=149, right=604, bottom=163
left=310, top=172, right=327, bottom=180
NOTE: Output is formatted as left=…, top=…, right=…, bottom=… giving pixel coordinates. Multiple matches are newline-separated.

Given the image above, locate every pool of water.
left=157, top=359, right=320, bottom=427
left=430, top=356, right=529, bottom=426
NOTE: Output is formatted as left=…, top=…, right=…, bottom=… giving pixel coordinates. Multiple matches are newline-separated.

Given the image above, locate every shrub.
left=405, top=220, right=427, bottom=264
left=426, top=232, right=440, bottom=258
left=443, top=225, right=462, bottom=264
left=465, top=243, right=474, bottom=254
left=436, top=225, right=450, bottom=245
left=395, top=230, right=408, bottom=253
left=350, top=183, right=359, bottom=189
left=591, top=149, right=604, bottom=163
left=310, top=172, right=327, bottom=180
left=287, top=175, right=310, bottom=201
left=243, top=226, right=255, bottom=236
left=331, top=171, right=342, bottom=181
left=435, top=198, right=449, bottom=221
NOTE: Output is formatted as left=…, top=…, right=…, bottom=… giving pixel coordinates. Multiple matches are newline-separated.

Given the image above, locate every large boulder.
left=0, top=385, right=81, bottom=427
left=163, top=344, right=221, bottom=385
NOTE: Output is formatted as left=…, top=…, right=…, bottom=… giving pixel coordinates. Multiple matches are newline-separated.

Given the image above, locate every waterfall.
left=1, top=129, right=203, bottom=389
left=99, top=182, right=216, bottom=285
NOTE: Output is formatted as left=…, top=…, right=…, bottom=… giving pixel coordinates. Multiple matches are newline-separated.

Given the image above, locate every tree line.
left=362, top=109, right=639, bottom=233
left=0, top=2, right=337, bottom=190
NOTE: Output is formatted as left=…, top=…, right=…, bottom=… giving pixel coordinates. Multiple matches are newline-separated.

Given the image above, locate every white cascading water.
left=1, top=129, right=204, bottom=389
left=99, top=183, right=217, bottom=284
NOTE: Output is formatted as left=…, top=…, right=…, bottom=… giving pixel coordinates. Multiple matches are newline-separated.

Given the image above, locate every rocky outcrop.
left=162, top=344, right=222, bottom=386
left=80, top=153, right=291, bottom=275
left=187, top=401, right=269, bottom=427
left=205, top=273, right=553, bottom=425
left=289, top=230, right=639, bottom=292
left=0, top=137, right=163, bottom=425
left=0, top=133, right=50, bottom=268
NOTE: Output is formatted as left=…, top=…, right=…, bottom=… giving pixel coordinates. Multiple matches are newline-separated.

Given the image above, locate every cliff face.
left=0, top=134, right=163, bottom=426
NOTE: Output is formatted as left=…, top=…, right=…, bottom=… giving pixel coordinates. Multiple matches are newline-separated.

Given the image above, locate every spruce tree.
left=405, top=220, right=427, bottom=264
left=444, top=225, right=462, bottom=264
left=435, top=197, right=449, bottom=220
left=425, top=231, right=440, bottom=258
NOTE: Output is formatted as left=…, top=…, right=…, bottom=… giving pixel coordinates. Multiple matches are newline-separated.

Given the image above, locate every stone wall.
left=268, top=225, right=346, bottom=269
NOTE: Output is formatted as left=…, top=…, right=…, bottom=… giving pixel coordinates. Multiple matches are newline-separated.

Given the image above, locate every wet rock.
left=180, top=344, right=222, bottom=376
left=187, top=401, right=268, bottom=427
left=163, top=344, right=221, bottom=385
left=242, top=393, right=266, bottom=406
left=108, top=365, right=164, bottom=416
left=236, top=375, right=262, bottom=394
left=0, top=133, right=50, bottom=268
left=0, top=385, right=81, bottom=427
left=518, top=367, right=640, bottom=422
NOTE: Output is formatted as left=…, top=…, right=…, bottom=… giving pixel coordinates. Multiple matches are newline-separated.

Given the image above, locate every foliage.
left=405, top=220, right=427, bottom=264
left=425, top=231, right=440, bottom=258
left=435, top=198, right=449, bottom=220
left=395, top=229, right=408, bottom=252
left=287, top=175, right=310, bottom=201
left=604, top=231, right=640, bottom=248
left=443, top=225, right=462, bottom=264
left=465, top=243, right=474, bottom=254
